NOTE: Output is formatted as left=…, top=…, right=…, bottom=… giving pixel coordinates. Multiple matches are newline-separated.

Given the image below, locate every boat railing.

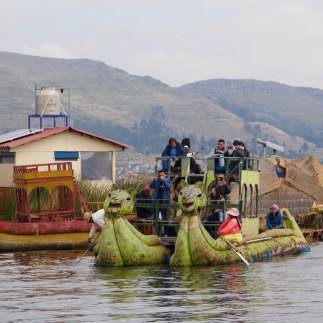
left=133, top=198, right=243, bottom=239
left=134, top=199, right=175, bottom=236
left=155, top=155, right=259, bottom=174
left=154, top=155, right=259, bottom=194
left=14, top=162, right=73, bottom=173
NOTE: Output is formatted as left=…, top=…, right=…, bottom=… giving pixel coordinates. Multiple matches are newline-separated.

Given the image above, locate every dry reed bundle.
left=297, top=212, right=323, bottom=229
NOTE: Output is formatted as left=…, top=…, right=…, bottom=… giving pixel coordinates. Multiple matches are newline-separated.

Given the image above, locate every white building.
left=0, top=127, right=130, bottom=188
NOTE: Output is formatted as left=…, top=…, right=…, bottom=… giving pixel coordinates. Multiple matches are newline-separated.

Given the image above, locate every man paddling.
left=83, top=209, right=105, bottom=244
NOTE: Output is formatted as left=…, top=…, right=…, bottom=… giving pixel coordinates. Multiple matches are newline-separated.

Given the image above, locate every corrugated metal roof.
left=0, top=127, right=131, bottom=150
left=0, top=128, right=42, bottom=144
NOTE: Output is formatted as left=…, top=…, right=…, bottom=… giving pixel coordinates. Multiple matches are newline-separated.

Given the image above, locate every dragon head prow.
left=178, top=181, right=207, bottom=215
left=103, top=189, right=134, bottom=217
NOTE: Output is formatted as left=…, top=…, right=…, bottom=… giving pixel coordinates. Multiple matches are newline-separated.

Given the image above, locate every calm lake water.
left=0, top=243, right=322, bottom=323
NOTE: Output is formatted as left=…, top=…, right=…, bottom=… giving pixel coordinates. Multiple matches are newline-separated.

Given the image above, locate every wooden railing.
left=14, top=162, right=72, bottom=174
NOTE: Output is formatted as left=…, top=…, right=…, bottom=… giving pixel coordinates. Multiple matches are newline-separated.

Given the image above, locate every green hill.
left=0, top=51, right=322, bottom=157
left=180, top=79, right=323, bottom=147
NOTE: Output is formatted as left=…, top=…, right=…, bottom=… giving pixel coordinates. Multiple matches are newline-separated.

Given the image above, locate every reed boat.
left=92, top=185, right=310, bottom=267
left=169, top=207, right=310, bottom=266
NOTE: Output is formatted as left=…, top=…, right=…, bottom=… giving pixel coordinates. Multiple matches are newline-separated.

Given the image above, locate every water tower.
left=28, top=86, right=70, bottom=129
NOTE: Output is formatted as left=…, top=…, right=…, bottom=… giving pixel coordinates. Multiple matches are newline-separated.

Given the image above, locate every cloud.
left=129, top=52, right=203, bottom=85
left=127, top=1, right=323, bottom=88
left=0, top=1, right=23, bottom=23
left=129, top=51, right=242, bottom=86
left=2, top=1, right=323, bottom=89
left=21, top=42, right=76, bottom=59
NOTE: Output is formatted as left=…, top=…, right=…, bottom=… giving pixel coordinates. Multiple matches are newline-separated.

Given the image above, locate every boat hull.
left=170, top=208, right=310, bottom=266
left=0, top=220, right=91, bottom=252
left=0, top=232, right=88, bottom=252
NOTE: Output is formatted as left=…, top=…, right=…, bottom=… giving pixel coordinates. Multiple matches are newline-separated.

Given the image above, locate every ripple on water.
left=0, top=244, right=322, bottom=322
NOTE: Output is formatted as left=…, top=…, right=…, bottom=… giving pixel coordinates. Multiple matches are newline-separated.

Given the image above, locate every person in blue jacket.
left=150, top=169, right=171, bottom=235
left=162, top=137, right=186, bottom=171
left=266, top=204, right=283, bottom=229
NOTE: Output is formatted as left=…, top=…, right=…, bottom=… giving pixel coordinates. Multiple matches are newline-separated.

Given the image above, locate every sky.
left=1, top=0, right=323, bottom=89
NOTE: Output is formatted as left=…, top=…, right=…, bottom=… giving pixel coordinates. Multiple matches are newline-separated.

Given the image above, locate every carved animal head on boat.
left=103, top=189, right=134, bottom=217
left=178, top=181, right=207, bottom=215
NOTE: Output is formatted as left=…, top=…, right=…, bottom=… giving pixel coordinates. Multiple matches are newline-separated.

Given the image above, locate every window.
left=54, top=151, right=79, bottom=160
left=81, top=152, right=112, bottom=180
left=0, top=152, right=15, bottom=164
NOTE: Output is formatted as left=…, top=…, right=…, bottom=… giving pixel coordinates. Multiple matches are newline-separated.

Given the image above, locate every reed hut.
left=258, top=155, right=323, bottom=216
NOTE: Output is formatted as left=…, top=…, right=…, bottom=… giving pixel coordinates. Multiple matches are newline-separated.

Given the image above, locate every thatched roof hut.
left=258, top=155, right=323, bottom=216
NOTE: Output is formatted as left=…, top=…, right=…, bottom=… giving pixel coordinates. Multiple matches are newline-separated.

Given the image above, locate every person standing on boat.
left=266, top=204, right=283, bottom=229
left=225, top=140, right=246, bottom=175
left=207, top=173, right=231, bottom=222
left=182, top=142, right=201, bottom=175
left=217, top=208, right=242, bottom=243
left=83, top=210, right=105, bottom=244
left=213, top=139, right=226, bottom=174
left=162, top=137, right=186, bottom=171
left=149, top=169, right=171, bottom=235
left=240, top=141, right=251, bottom=170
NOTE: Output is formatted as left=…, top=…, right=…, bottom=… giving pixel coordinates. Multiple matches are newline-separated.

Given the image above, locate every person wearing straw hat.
left=217, top=208, right=243, bottom=243
left=83, top=209, right=105, bottom=244
left=266, top=204, right=283, bottom=230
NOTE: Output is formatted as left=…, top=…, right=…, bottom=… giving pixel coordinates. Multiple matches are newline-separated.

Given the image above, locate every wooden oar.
left=75, top=232, right=101, bottom=265
left=221, top=235, right=250, bottom=266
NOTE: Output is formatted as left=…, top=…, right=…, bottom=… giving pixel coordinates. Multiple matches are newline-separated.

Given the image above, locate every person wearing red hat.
left=217, top=208, right=242, bottom=243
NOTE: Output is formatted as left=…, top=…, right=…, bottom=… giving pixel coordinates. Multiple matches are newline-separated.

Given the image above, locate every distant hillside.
left=0, top=51, right=322, bottom=158
left=180, top=79, right=323, bottom=148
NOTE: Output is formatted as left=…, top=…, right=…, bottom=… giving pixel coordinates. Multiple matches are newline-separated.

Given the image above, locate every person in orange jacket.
left=218, top=208, right=243, bottom=243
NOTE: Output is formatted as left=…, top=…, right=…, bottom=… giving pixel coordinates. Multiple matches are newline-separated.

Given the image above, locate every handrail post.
left=155, top=199, right=160, bottom=235
left=255, top=187, right=259, bottom=217
left=222, top=200, right=226, bottom=221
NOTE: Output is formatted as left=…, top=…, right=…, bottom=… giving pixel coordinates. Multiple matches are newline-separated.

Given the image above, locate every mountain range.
left=1, top=51, right=323, bottom=159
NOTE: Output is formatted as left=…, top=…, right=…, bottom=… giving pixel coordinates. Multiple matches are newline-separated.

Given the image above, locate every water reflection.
left=95, top=264, right=255, bottom=321
left=0, top=245, right=322, bottom=322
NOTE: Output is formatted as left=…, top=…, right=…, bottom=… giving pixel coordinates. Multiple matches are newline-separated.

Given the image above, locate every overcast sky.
left=1, top=0, right=323, bottom=89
